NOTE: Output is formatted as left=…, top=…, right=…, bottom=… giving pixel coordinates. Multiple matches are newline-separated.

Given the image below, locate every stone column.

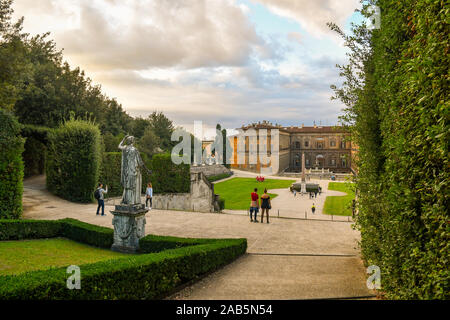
left=111, top=204, right=148, bottom=253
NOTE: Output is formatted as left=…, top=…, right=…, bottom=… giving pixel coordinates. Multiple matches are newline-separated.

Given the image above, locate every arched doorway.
left=315, top=154, right=324, bottom=168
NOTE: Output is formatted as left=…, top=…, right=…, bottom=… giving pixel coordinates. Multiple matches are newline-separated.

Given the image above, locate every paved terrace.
left=22, top=175, right=374, bottom=300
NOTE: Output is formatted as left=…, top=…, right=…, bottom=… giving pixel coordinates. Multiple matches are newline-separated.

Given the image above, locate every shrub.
left=46, top=119, right=101, bottom=203
left=331, top=0, right=449, bottom=299
left=139, top=234, right=215, bottom=253
left=59, top=218, right=113, bottom=249
left=207, top=172, right=232, bottom=182
left=0, top=218, right=247, bottom=300
left=0, top=219, right=62, bottom=240
left=217, top=197, right=225, bottom=211
left=20, top=125, right=52, bottom=178
left=99, top=152, right=123, bottom=197
left=0, top=109, right=25, bottom=219
left=151, top=153, right=190, bottom=194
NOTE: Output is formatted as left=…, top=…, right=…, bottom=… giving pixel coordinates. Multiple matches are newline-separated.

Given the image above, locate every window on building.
left=341, top=158, right=347, bottom=167
left=341, top=141, right=346, bottom=149
left=304, top=141, right=309, bottom=147
left=330, top=158, right=336, bottom=166
left=295, top=141, right=300, bottom=149
left=317, top=142, right=323, bottom=149
left=306, top=159, right=310, bottom=166
left=330, top=140, right=336, bottom=147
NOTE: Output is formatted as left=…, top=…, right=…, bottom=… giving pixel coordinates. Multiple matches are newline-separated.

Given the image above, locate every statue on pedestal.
left=118, top=135, right=152, bottom=205
left=111, top=135, right=151, bottom=253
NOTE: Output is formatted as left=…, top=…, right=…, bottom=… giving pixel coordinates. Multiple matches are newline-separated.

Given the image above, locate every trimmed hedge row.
left=139, top=234, right=217, bottom=253
left=0, top=219, right=61, bottom=240
left=0, top=239, right=247, bottom=299
left=99, top=152, right=190, bottom=197
left=59, top=218, right=114, bottom=249
left=46, top=119, right=102, bottom=203
left=151, top=154, right=190, bottom=194
left=0, top=218, right=247, bottom=299
left=0, top=109, right=25, bottom=219
left=207, top=172, right=233, bottom=182
left=0, top=218, right=113, bottom=248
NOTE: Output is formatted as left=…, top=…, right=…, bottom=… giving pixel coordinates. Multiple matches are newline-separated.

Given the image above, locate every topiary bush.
left=46, top=119, right=101, bottom=203
left=0, top=109, right=25, bottom=219
left=151, top=153, right=190, bottom=194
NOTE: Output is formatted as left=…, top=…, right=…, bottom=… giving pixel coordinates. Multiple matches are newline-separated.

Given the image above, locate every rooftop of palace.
left=237, top=121, right=349, bottom=134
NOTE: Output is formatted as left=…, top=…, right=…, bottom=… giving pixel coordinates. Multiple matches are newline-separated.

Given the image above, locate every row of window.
left=294, top=158, right=348, bottom=167
left=293, top=140, right=346, bottom=149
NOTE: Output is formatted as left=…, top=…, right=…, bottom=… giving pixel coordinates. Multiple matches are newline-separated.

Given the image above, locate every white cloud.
left=14, top=0, right=266, bottom=70
left=251, top=0, right=360, bottom=37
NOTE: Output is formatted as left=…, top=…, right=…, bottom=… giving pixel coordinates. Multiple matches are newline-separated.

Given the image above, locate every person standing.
left=311, top=203, right=316, bottom=215
left=145, top=182, right=153, bottom=210
left=260, top=188, right=271, bottom=224
left=250, top=188, right=259, bottom=222
left=293, top=189, right=297, bottom=197
left=95, top=183, right=108, bottom=216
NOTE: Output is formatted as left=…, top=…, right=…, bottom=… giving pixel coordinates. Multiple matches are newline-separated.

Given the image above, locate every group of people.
left=94, top=182, right=154, bottom=216
left=249, top=188, right=271, bottom=223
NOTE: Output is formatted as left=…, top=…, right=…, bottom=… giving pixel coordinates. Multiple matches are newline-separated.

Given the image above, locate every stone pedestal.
left=110, top=204, right=148, bottom=253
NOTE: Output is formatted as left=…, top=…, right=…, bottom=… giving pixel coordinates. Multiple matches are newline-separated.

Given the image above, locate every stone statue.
left=110, top=135, right=151, bottom=253
left=118, top=135, right=151, bottom=205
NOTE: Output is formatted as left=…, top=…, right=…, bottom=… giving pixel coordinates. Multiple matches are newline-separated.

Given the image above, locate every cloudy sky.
left=12, top=0, right=363, bottom=135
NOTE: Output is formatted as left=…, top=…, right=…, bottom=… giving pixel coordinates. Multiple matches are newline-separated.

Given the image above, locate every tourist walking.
left=260, top=189, right=271, bottom=224
left=293, top=189, right=297, bottom=197
left=250, top=188, right=259, bottom=222
left=94, top=183, right=108, bottom=216
left=145, top=182, right=153, bottom=209
left=311, top=203, right=316, bottom=214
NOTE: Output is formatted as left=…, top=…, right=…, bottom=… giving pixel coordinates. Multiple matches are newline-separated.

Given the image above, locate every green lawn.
left=214, top=177, right=295, bottom=210
left=323, top=182, right=355, bottom=216
left=0, top=238, right=128, bottom=276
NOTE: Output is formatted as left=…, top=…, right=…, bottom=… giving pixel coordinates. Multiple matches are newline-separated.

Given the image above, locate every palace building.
left=228, top=121, right=352, bottom=174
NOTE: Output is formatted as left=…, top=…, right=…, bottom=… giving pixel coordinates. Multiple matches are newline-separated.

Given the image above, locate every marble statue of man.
left=118, top=135, right=151, bottom=205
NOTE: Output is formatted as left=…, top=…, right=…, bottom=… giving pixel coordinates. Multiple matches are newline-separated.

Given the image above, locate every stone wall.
left=190, top=164, right=232, bottom=177
left=152, top=172, right=218, bottom=213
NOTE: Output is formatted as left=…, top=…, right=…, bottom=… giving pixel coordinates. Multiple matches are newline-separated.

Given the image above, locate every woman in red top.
left=250, top=188, right=259, bottom=222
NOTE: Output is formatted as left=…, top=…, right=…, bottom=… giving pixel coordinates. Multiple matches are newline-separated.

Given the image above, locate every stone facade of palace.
left=227, top=121, right=352, bottom=174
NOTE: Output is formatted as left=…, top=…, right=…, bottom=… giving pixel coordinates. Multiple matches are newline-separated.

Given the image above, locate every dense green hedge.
left=207, top=172, right=233, bottom=182
left=139, top=234, right=216, bottom=253
left=0, top=109, right=25, bottom=219
left=151, top=153, right=190, bottom=194
left=99, top=152, right=123, bottom=197
left=0, top=218, right=247, bottom=300
left=99, top=153, right=189, bottom=197
left=0, top=219, right=61, bottom=240
left=333, top=1, right=449, bottom=299
left=46, top=119, right=101, bottom=203
left=0, top=218, right=113, bottom=247
left=59, top=218, right=114, bottom=248
left=20, top=125, right=52, bottom=177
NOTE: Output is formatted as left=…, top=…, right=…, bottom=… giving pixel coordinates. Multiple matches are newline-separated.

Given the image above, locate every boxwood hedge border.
left=0, top=218, right=247, bottom=299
